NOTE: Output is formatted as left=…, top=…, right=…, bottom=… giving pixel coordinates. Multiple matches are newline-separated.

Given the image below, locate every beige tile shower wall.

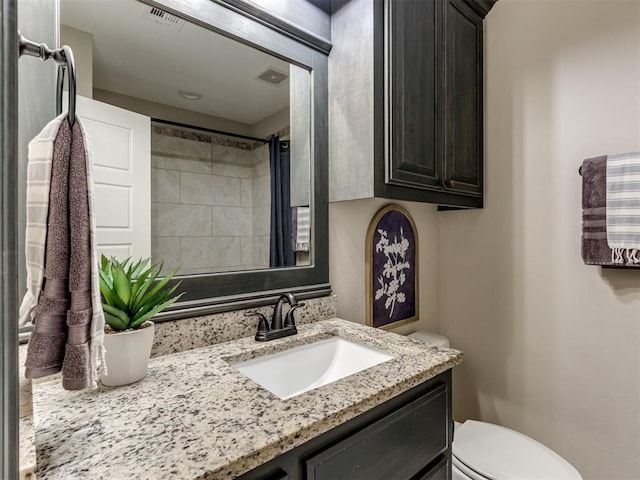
left=151, top=127, right=264, bottom=274
left=252, top=144, right=271, bottom=267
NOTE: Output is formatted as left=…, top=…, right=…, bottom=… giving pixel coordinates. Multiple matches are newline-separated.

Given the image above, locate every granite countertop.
left=19, top=345, right=36, bottom=479
left=32, top=318, right=462, bottom=479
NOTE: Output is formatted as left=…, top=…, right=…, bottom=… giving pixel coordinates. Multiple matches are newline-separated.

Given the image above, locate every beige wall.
left=60, top=25, right=93, bottom=98
left=329, top=199, right=440, bottom=336
left=437, top=1, right=640, bottom=479
left=251, top=106, right=290, bottom=139
left=93, top=88, right=254, bottom=137
left=94, top=88, right=290, bottom=141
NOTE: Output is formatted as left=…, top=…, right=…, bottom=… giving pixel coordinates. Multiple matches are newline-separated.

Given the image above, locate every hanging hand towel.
left=293, top=206, right=311, bottom=252
left=81, top=116, right=107, bottom=388
left=19, top=115, right=63, bottom=328
left=63, top=115, right=94, bottom=390
left=606, top=152, right=640, bottom=265
left=581, top=156, right=616, bottom=265
left=22, top=113, right=105, bottom=390
left=21, top=115, right=69, bottom=378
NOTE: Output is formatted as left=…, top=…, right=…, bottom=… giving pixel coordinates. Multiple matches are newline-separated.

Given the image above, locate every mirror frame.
left=139, top=0, right=332, bottom=320
left=1, top=0, right=19, bottom=476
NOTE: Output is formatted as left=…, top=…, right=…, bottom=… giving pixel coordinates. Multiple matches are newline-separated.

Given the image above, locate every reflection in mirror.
left=60, top=0, right=312, bottom=276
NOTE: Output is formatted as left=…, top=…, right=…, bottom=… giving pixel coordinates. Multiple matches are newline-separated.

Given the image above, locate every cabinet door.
left=414, top=456, right=449, bottom=480
left=386, top=0, right=442, bottom=190
left=305, top=383, right=448, bottom=480
left=443, top=0, right=483, bottom=196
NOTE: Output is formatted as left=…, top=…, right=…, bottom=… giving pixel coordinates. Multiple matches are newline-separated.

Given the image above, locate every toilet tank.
left=407, top=331, right=450, bottom=349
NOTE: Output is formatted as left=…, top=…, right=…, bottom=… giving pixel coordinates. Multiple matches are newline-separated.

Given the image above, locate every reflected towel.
left=293, top=206, right=310, bottom=252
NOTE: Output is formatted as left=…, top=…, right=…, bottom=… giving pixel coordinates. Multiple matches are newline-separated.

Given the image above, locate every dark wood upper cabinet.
left=329, top=0, right=496, bottom=209
left=443, top=0, right=484, bottom=197
left=386, top=0, right=442, bottom=191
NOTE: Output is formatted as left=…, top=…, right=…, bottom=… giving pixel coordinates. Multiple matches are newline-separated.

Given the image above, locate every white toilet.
left=408, top=332, right=582, bottom=480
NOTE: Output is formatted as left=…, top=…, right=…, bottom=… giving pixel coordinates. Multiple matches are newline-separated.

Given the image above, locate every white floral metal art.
left=374, top=228, right=410, bottom=316
left=366, top=205, right=418, bottom=329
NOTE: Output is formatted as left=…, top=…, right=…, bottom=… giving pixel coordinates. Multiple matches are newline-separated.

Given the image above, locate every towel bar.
left=18, top=31, right=77, bottom=127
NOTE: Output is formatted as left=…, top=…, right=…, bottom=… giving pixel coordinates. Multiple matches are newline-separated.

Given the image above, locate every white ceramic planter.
left=100, top=321, right=155, bottom=387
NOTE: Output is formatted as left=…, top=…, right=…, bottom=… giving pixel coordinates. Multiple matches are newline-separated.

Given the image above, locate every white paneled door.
left=74, top=95, right=151, bottom=261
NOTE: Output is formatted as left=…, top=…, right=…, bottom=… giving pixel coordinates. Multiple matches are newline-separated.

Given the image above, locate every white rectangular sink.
left=231, top=337, right=395, bottom=399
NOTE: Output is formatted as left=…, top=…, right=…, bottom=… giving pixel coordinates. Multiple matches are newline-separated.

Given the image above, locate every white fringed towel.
left=294, top=206, right=310, bottom=252
left=19, top=115, right=62, bottom=327
left=606, top=151, right=640, bottom=265
left=80, top=115, right=107, bottom=384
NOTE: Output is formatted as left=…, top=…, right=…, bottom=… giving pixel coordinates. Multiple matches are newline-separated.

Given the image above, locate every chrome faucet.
left=244, top=293, right=305, bottom=342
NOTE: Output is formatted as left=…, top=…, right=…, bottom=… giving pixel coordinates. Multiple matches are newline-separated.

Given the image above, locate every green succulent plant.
left=99, top=255, right=183, bottom=331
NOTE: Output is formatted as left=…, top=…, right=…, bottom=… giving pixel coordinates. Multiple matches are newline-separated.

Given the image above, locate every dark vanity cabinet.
left=329, top=0, right=496, bottom=208
left=238, top=370, right=452, bottom=480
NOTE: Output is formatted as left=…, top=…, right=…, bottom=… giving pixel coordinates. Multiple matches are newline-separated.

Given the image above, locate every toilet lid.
left=453, top=421, right=582, bottom=480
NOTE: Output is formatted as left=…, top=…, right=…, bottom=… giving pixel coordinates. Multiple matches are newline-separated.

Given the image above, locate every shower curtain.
left=269, top=137, right=295, bottom=267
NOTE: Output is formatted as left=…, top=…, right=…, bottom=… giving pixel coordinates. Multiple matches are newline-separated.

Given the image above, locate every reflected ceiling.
left=60, top=0, right=290, bottom=124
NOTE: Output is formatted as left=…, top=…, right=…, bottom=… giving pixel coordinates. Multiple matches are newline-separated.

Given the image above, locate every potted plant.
left=98, top=256, right=183, bottom=386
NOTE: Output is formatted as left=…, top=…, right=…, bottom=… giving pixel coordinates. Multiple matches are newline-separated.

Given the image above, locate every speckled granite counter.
left=19, top=345, right=36, bottom=479
left=32, top=319, right=462, bottom=479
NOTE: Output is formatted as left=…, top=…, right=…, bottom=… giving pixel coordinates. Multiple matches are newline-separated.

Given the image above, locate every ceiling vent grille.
left=256, top=68, right=289, bottom=86
left=142, top=7, right=185, bottom=30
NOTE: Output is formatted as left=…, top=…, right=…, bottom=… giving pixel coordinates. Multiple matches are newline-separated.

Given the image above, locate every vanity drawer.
left=304, top=383, right=448, bottom=480
left=414, top=456, right=449, bottom=480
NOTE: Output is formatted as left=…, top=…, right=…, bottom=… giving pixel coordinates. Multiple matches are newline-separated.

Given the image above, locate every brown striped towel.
left=21, top=113, right=105, bottom=389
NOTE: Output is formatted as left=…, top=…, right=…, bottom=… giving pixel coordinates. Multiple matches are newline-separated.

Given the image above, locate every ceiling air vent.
left=256, top=67, right=289, bottom=86
left=141, top=7, right=185, bottom=30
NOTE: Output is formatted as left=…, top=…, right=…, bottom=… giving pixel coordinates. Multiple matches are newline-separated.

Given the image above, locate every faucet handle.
left=284, top=302, right=306, bottom=328
left=244, top=311, right=270, bottom=334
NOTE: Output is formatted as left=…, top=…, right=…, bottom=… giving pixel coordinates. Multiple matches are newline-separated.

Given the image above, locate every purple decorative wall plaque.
left=366, top=205, right=418, bottom=329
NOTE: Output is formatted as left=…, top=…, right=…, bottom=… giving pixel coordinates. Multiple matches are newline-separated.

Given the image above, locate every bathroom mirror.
left=60, top=0, right=313, bottom=276
left=56, top=0, right=330, bottom=317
